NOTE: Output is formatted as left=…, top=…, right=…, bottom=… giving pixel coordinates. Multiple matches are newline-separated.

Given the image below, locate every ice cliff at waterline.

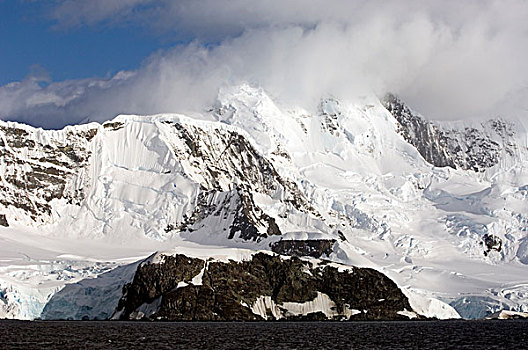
left=0, top=85, right=526, bottom=320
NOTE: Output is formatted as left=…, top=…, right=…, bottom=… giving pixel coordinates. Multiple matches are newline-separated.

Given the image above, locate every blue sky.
left=0, top=1, right=527, bottom=128
left=0, top=1, right=176, bottom=85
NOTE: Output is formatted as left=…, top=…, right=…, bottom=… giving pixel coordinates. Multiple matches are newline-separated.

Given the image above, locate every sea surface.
left=0, top=320, right=526, bottom=349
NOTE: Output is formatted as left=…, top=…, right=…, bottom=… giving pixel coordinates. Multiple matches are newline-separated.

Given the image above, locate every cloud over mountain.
left=2, top=0, right=527, bottom=128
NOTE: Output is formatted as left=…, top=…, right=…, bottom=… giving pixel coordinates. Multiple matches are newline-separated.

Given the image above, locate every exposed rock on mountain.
left=0, top=214, right=8, bottom=227
left=482, top=234, right=502, bottom=257
left=161, top=120, right=316, bottom=241
left=382, top=94, right=455, bottom=168
left=270, top=239, right=336, bottom=258
left=382, top=94, right=517, bottom=172
left=114, top=252, right=414, bottom=321
left=0, top=123, right=96, bottom=222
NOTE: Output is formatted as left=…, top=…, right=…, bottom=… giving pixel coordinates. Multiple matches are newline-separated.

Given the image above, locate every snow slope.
left=0, top=84, right=526, bottom=319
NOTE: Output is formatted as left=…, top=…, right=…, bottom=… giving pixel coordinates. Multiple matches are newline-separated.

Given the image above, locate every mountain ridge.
left=0, top=85, right=527, bottom=320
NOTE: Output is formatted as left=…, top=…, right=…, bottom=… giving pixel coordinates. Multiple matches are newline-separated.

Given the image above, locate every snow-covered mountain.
left=0, top=84, right=527, bottom=320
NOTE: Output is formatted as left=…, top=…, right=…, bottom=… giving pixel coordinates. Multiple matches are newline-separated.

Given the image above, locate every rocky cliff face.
left=0, top=122, right=96, bottom=223
left=114, top=252, right=414, bottom=321
left=161, top=120, right=316, bottom=242
left=382, top=94, right=517, bottom=172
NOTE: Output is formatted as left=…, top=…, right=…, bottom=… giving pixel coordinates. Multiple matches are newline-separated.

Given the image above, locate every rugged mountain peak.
left=382, top=93, right=455, bottom=168
left=382, top=93, right=522, bottom=172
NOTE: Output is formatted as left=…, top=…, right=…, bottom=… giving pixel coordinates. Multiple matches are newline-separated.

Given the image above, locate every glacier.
left=0, top=84, right=527, bottom=320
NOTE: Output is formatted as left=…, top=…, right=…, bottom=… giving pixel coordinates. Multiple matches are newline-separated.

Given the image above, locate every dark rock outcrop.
left=271, top=239, right=336, bottom=258
left=383, top=94, right=455, bottom=168
left=174, top=187, right=282, bottom=242
left=319, top=99, right=341, bottom=135
left=482, top=234, right=502, bottom=256
left=382, top=94, right=506, bottom=172
left=0, top=214, right=8, bottom=227
left=102, top=121, right=124, bottom=131
left=114, top=253, right=414, bottom=321
left=0, top=123, right=96, bottom=221
left=228, top=190, right=282, bottom=240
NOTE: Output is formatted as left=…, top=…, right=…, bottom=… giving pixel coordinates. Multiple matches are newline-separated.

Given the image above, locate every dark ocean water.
left=0, top=320, right=526, bottom=349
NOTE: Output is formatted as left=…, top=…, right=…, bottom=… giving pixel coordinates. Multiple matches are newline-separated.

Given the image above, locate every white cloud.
left=1, top=0, right=527, bottom=128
